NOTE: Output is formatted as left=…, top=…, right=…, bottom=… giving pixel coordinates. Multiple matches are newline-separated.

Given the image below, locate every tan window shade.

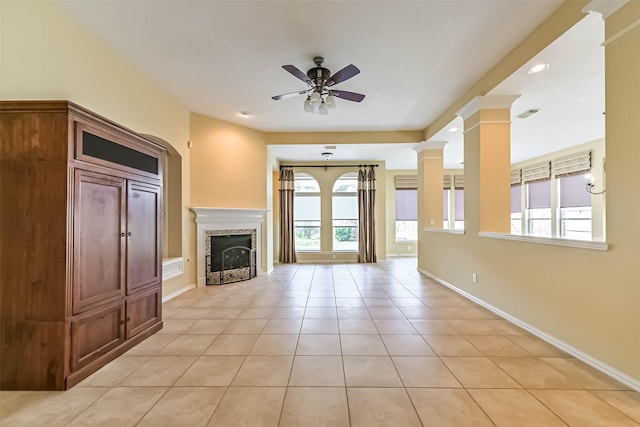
left=395, top=175, right=417, bottom=189
left=454, top=175, right=464, bottom=189
left=443, top=175, right=452, bottom=189
left=522, top=162, right=551, bottom=183
left=511, top=169, right=522, bottom=186
left=552, top=151, right=591, bottom=177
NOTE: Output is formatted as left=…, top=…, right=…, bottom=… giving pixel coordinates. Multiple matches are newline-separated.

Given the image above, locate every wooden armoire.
left=0, top=101, right=164, bottom=390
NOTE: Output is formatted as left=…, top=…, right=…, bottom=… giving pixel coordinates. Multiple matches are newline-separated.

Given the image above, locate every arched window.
left=332, top=172, right=359, bottom=251
left=294, top=172, right=321, bottom=251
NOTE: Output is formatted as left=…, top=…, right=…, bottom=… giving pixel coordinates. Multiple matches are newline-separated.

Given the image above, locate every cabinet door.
left=126, top=287, right=161, bottom=339
left=127, top=182, right=161, bottom=294
left=73, top=170, right=126, bottom=314
left=70, top=301, right=125, bottom=372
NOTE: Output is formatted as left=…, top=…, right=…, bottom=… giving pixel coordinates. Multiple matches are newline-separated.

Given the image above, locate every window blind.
left=527, top=180, right=551, bottom=209
left=522, top=162, right=551, bottom=183
left=395, top=189, right=418, bottom=221
left=559, top=173, right=591, bottom=208
left=511, top=185, right=522, bottom=213
left=443, top=189, right=450, bottom=221
left=395, top=175, right=418, bottom=189
left=553, top=151, right=591, bottom=177
left=454, top=189, right=464, bottom=220
left=511, top=169, right=522, bottom=186
left=453, top=175, right=464, bottom=189
left=443, top=175, right=452, bottom=189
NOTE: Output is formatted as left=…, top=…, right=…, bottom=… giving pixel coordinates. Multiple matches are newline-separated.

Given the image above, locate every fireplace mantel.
left=191, top=207, right=268, bottom=287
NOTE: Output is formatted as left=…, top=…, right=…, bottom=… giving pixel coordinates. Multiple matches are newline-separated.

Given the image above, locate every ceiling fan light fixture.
left=325, top=94, right=336, bottom=109
left=319, top=102, right=328, bottom=115
left=310, top=92, right=322, bottom=106
left=304, top=97, right=313, bottom=112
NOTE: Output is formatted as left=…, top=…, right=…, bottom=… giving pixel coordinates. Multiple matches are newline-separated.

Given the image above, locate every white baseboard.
left=418, top=268, right=640, bottom=392
left=162, top=284, right=196, bottom=303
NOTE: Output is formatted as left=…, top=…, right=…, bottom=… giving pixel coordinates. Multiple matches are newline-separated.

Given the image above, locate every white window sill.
left=394, top=240, right=417, bottom=243
left=162, top=257, right=184, bottom=281
left=423, top=227, right=465, bottom=235
left=478, top=232, right=608, bottom=251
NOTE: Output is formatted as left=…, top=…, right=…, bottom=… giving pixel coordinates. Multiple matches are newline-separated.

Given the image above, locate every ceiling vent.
left=517, top=109, right=541, bottom=119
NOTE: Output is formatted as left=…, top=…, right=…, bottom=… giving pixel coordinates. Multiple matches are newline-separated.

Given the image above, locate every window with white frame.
left=558, top=173, right=592, bottom=240
left=332, top=173, right=359, bottom=251
left=522, top=161, right=552, bottom=237
left=294, top=172, right=321, bottom=251
left=443, top=189, right=450, bottom=229
left=511, top=184, right=522, bottom=234
left=394, top=175, right=417, bottom=241
left=453, top=175, right=464, bottom=230
left=511, top=169, right=522, bottom=234
left=443, top=174, right=451, bottom=229
left=526, top=180, right=552, bottom=237
left=512, top=151, right=597, bottom=240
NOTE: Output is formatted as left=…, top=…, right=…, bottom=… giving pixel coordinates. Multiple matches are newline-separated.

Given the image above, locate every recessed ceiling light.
left=527, top=63, right=549, bottom=74
left=517, top=108, right=541, bottom=119
left=239, top=111, right=252, bottom=118
left=448, top=127, right=459, bottom=133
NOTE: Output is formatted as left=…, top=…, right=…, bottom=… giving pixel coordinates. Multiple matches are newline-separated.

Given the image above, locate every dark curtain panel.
left=278, top=167, right=297, bottom=263
left=358, top=166, right=377, bottom=263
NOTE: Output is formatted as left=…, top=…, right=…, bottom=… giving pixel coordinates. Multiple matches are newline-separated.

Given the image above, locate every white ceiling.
left=57, top=1, right=603, bottom=170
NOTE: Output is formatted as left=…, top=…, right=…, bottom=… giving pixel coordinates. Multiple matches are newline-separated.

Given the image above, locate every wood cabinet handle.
left=127, top=232, right=132, bottom=236
left=126, top=317, right=131, bottom=322
left=120, top=232, right=125, bottom=237
left=119, top=320, right=125, bottom=325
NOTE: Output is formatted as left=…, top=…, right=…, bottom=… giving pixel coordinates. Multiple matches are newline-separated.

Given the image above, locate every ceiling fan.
left=271, top=56, right=365, bottom=115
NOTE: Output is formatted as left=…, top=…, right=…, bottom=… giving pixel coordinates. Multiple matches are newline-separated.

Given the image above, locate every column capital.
left=414, top=140, right=448, bottom=154
left=583, top=0, right=629, bottom=18
left=456, top=95, right=520, bottom=120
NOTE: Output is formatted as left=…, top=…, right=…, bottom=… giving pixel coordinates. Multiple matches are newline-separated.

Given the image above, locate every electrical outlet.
left=472, top=273, right=477, bottom=283
left=430, top=218, right=435, bottom=225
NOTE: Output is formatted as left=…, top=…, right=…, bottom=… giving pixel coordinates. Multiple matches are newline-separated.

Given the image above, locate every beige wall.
left=189, top=113, right=269, bottom=272
left=385, top=171, right=418, bottom=256
left=419, top=3, right=640, bottom=382
left=190, top=113, right=267, bottom=209
left=264, top=130, right=423, bottom=145
left=0, top=0, right=194, bottom=298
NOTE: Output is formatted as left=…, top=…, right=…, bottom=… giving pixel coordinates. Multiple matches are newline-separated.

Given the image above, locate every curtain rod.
left=281, top=164, right=378, bottom=168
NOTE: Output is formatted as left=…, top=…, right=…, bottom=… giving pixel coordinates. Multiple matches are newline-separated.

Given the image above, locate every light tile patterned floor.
left=2, top=258, right=639, bottom=426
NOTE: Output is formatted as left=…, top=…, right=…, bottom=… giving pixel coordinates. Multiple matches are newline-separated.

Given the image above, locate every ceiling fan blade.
left=326, top=64, right=360, bottom=86
left=330, top=90, right=365, bottom=102
left=282, top=65, right=312, bottom=84
left=271, top=89, right=311, bottom=101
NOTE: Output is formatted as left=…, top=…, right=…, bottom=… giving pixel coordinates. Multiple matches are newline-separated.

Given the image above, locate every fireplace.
left=205, top=230, right=256, bottom=285
left=192, top=207, right=268, bottom=288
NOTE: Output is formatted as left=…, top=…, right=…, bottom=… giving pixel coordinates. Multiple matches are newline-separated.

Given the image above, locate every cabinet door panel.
left=70, top=302, right=125, bottom=372
left=73, top=170, right=126, bottom=314
left=127, top=182, right=161, bottom=293
left=126, top=288, right=161, bottom=339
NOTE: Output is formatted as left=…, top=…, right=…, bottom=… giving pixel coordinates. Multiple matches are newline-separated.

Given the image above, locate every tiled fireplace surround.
left=192, top=207, right=268, bottom=287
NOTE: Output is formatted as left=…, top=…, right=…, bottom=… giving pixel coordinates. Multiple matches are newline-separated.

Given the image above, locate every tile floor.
left=1, top=258, right=639, bottom=426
